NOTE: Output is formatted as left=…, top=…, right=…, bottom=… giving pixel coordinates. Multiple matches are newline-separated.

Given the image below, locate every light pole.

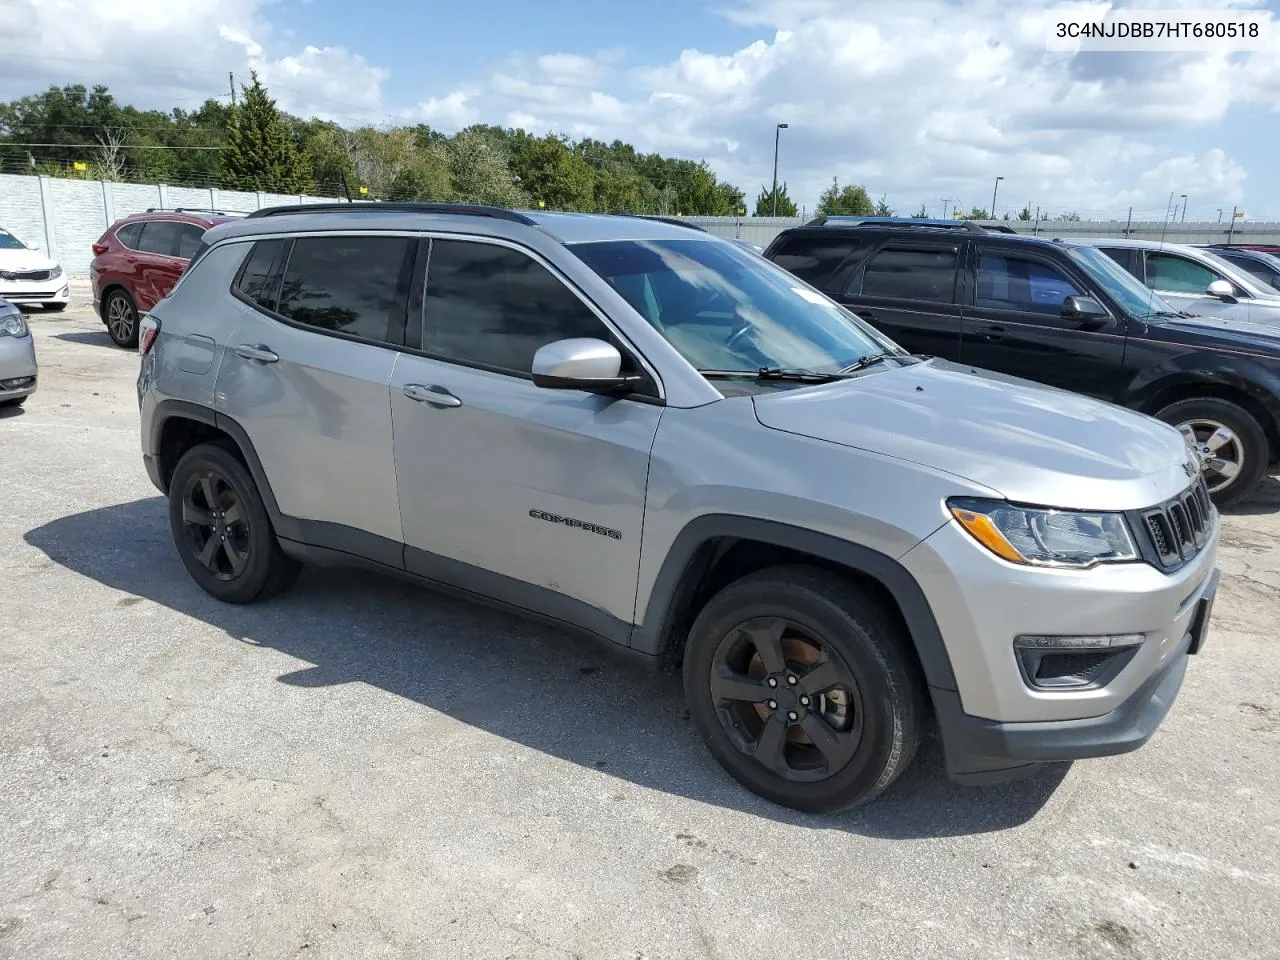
left=771, top=123, right=789, bottom=217
left=941, top=197, right=953, bottom=219
left=1218, top=208, right=1223, bottom=223
left=1180, top=194, right=1188, bottom=222
left=990, top=176, right=1003, bottom=220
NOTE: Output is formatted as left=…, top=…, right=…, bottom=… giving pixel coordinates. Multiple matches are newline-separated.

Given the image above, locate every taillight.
left=139, top=316, right=160, bottom=357
left=92, top=243, right=109, bottom=256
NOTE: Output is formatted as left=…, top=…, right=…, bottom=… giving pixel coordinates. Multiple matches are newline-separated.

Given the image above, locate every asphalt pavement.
left=1, top=287, right=1278, bottom=959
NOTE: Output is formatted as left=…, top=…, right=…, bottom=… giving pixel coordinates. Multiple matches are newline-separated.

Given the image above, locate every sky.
left=2, top=0, right=1279, bottom=220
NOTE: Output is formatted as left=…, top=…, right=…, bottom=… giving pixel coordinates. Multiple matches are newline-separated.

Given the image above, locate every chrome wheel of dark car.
left=709, top=616, right=864, bottom=782
left=1177, top=419, right=1243, bottom=494
left=180, top=470, right=250, bottom=581
left=105, top=291, right=138, bottom=348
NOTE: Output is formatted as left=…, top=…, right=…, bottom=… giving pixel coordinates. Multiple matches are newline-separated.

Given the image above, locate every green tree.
left=447, top=128, right=525, bottom=206
left=1055, top=210, right=1082, bottom=222
left=815, top=177, right=874, bottom=217
left=911, top=203, right=929, bottom=218
left=753, top=182, right=798, bottom=217
left=1017, top=205, right=1032, bottom=221
left=965, top=206, right=989, bottom=220
left=874, top=194, right=894, bottom=216
left=508, top=132, right=595, bottom=211
left=221, top=72, right=312, bottom=193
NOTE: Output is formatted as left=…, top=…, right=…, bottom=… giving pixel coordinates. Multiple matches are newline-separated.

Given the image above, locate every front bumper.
left=0, top=278, right=69, bottom=306
left=932, top=569, right=1217, bottom=783
left=0, top=332, right=39, bottom=400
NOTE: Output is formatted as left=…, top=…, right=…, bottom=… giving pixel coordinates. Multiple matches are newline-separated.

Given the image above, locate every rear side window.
left=175, top=224, right=205, bottom=260
left=116, top=222, right=143, bottom=249
left=423, top=239, right=609, bottom=374
left=975, top=252, right=1083, bottom=314
left=768, top=235, right=861, bottom=292
left=138, top=220, right=183, bottom=256
left=860, top=245, right=958, bottom=303
left=235, top=240, right=286, bottom=309
left=276, top=236, right=413, bottom=343
left=1147, top=253, right=1219, bottom=293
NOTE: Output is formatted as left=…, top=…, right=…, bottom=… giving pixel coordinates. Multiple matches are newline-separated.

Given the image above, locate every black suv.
left=763, top=217, right=1280, bottom=506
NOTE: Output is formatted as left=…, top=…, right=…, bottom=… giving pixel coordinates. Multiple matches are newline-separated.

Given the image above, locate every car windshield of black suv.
left=572, top=237, right=903, bottom=376
left=1065, top=244, right=1181, bottom=318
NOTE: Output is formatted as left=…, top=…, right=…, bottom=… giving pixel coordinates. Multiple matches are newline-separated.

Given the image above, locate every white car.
left=0, top=227, right=69, bottom=312
left=1069, top=237, right=1280, bottom=327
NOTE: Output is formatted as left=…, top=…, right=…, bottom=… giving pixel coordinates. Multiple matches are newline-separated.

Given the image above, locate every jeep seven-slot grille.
left=1141, top=475, right=1213, bottom=568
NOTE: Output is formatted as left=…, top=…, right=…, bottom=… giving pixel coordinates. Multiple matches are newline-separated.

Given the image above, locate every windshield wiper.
left=839, top=352, right=902, bottom=373
left=698, top=367, right=851, bottom=383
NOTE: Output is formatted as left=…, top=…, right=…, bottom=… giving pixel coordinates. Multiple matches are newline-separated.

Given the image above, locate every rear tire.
left=168, top=443, right=300, bottom=603
left=1155, top=397, right=1268, bottom=508
left=683, top=565, right=926, bottom=813
left=103, top=289, right=138, bottom=348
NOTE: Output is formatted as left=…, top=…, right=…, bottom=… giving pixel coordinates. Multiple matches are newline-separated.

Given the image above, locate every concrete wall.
left=4, top=170, right=1280, bottom=274
left=0, top=174, right=345, bottom=274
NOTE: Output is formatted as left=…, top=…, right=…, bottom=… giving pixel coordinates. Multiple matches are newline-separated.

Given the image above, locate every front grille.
left=1140, top=474, right=1214, bottom=568
left=0, top=270, right=51, bottom=282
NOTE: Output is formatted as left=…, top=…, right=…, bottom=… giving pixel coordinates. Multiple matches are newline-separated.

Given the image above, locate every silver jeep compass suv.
left=137, top=204, right=1219, bottom=812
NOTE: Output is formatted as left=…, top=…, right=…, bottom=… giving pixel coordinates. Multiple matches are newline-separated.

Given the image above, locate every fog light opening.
left=1014, top=634, right=1145, bottom=690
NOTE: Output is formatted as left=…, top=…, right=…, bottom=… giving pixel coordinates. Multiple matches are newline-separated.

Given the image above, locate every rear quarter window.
left=116, top=222, right=144, bottom=249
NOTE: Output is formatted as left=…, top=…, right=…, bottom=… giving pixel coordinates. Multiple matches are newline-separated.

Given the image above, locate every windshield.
left=0, top=230, right=27, bottom=251
left=571, top=237, right=901, bottom=375
left=1065, top=245, right=1180, bottom=318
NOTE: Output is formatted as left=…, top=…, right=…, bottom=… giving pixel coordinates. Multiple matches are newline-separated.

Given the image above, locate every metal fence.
left=4, top=170, right=1279, bottom=275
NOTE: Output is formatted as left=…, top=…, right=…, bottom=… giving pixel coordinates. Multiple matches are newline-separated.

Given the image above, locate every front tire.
left=1155, top=397, right=1268, bottom=508
left=683, top=565, right=926, bottom=813
left=0, top=396, right=26, bottom=408
left=103, top=289, right=138, bottom=348
left=168, top=443, right=300, bottom=603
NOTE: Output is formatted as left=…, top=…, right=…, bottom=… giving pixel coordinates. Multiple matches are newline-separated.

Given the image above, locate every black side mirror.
left=1061, top=296, right=1110, bottom=327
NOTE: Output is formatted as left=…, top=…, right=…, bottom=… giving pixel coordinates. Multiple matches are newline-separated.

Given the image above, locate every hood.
left=1154, top=313, right=1280, bottom=352
left=0, top=248, right=58, bottom=271
left=752, top=359, right=1196, bottom=511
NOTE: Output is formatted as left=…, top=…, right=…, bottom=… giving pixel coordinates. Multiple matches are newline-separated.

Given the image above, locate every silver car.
left=0, top=299, right=37, bottom=408
left=1072, top=237, right=1280, bottom=325
left=136, top=204, right=1219, bottom=812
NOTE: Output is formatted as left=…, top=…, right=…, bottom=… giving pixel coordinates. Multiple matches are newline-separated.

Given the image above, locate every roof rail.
left=629, top=214, right=709, bottom=233
left=144, top=207, right=246, bottom=217
left=807, top=215, right=993, bottom=233
left=243, top=201, right=539, bottom=225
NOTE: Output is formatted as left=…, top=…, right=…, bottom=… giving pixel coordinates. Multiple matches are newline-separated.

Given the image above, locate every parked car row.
left=761, top=217, right=1280, bottom=507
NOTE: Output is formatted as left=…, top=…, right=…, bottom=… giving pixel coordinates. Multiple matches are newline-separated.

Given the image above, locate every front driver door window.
left=1146, top=253, right=1221, bottom=294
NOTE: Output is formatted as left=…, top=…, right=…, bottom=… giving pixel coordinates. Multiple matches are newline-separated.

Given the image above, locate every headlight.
left=0, top=308, right=28, bottom=338
left=948, top=498, right=1138, bottom=568
left=50, top=264, right=63, bottom=279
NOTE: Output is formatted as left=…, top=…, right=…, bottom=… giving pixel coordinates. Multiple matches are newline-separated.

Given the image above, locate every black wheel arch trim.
left=1126, top=353, right=1280, bottom=431
left=631, top=514, right=958, bottom=692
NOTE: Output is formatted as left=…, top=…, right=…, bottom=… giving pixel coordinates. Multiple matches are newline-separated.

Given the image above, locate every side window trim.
left=409, top=232, right=665, bottom=401
left=853, top=239, right=962, bottom=305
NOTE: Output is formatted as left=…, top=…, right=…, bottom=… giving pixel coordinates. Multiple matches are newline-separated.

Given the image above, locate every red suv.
left=90, top=209, right=238, bottom=348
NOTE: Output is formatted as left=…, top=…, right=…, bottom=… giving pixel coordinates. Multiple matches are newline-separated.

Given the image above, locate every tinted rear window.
left=138, top=220, right=181, bottom=257
left=860, top=246, right=958, bottom=303
left=235, top=240, right=286, bottom=309
left=116, top=222, right=143, bottom=249
left=175, top=224, right=205, bottom=260
left=769, top=235, right=862, bottom=292
left=276, top=236, right=412, bottom=343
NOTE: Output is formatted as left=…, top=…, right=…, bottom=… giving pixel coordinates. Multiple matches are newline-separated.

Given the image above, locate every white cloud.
left=407, top=91, right=477, bottom=130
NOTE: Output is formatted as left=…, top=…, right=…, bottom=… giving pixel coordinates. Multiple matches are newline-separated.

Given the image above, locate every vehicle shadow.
left=0, top=403, right=26, bottom=419
left=24, top=497, right=1069, bottom=839
left=52, top=330, right=119, bottom=349
left=1226, top=473, right=1280, bottom=516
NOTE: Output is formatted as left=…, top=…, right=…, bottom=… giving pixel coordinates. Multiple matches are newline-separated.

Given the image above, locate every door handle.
left=236, top=344, right=279, bottom=363
left=403, top=384, right=462, bottom=408
left=983, top=326, right=1007, bottom=342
